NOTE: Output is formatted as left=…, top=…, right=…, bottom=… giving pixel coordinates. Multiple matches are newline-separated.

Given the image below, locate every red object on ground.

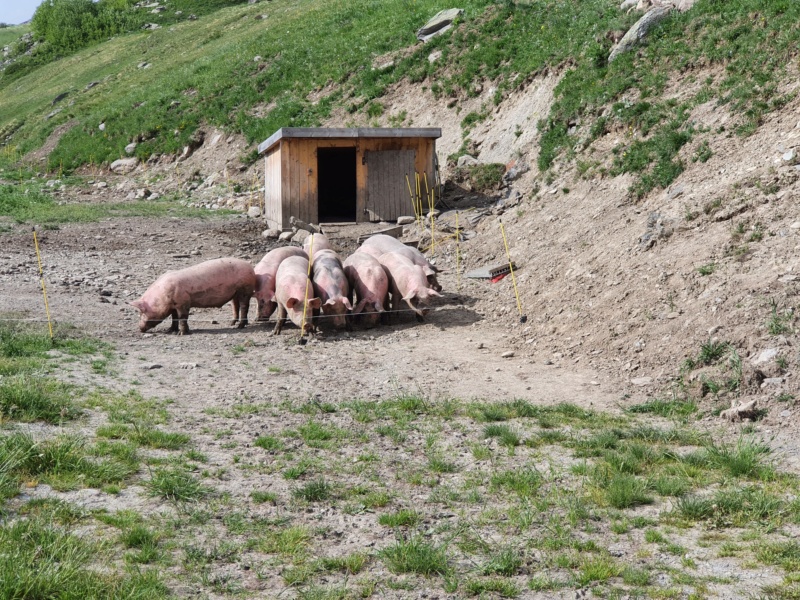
left=491, top=273, right=508, bottom=283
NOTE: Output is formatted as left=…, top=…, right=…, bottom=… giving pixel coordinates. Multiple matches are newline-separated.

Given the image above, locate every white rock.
left=501, top=351, right=515, bottom=358
left=457, top=154, right=479, bottom=168
left=397, top=216, right=415, bottom=225
left=110, top=158, right=139, bottom=174
left=262, top=229, right=281, bottom=239
left=125, top=142, right=137, bottom=155
left=247, top=206, right=262, bottom=218
left=278, top=231, right=294, bottom=242
left=630, top=376, right=653, bottom=386
left=752, top=348, right=779, bottom=365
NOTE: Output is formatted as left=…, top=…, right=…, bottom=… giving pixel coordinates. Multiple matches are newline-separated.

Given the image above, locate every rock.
left=125, top=142, right=137, bottom=155
left=620, top=0, right=638, bottom=9
left=247, top=206, right=262, bottom=218
left=289, top=216, right=321, bottom=233
left=781, top=410, right=791, bottom=418
left=85, top=81, right=99, bottom=90
left=609, top=7, right=672, bottom=63
left=178, top=362, right=199, bottom=369
left=426, top=210, right=441, bottom=219
left=98, top=122, right=106, bottom=131
left=428, top=50, right=442, bottom=63
left=630, top=376, right=653, bottom=386
left=291, top=229, right=310, bottom=244
left=501, top=351, right=515, bottom=358
left=783, top=149, right=796, bottom=162
left=762, top=377, right=784, bottom=387
left=720, top=399, right=759, bottom=422
left=262, top=228, right=281, bottom=239
left=51, top=92, right=69, bottom=106
left=397, top=216, right=415, bottom=225
left=416, top=8, right=464, bottom=42
left=752, top=348, right=779, bottom=365
left=457, top=154, right=479, bottom=168
left=110, top=158, right=139, bottom=175
left=135, top=188, right=150, bottom=199
left=278, top=231, right=294, bottom=242
left=140, top=363, right=163, bottom=370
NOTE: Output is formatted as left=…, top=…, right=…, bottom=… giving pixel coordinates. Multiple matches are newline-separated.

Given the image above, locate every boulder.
left=262, top=229, right=281, bottom=239
left=110, top=158, right=139, bottom=175
left=278, top=231, right=294, bottom=242
left=397, top=216, right=415, bottom=225
left=609, top=7, right=672, bottom=62
left=247, top=206, right=262, bottom=218
left=125, top=142, right=137, bottom=155
left=457, top=154, right=479, bottom=168
left=417, top=8, right=464, bottom=42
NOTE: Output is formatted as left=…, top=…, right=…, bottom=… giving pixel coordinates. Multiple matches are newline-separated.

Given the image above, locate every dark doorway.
left=317, top=147, right=357, bottom=222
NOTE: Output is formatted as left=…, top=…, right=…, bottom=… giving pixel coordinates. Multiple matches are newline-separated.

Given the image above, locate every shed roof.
left=257, top=127, right=442, bottom=154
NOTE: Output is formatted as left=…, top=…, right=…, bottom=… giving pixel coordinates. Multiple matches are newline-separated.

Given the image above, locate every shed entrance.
left=317, top=147, right=357, bottom=222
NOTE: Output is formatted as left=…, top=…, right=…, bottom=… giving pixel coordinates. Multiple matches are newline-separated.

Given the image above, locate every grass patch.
left=379, top=509, right=421, bottom=528
left=146, top=467, right=209, bottom=502
left=380, top=536, right=450, bottom=576
left=0, top=375, right=79, bottom=423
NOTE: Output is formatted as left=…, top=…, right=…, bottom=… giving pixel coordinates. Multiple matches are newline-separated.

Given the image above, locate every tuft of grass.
left=0, top=376, right=79, bottom=423
left=251, top=490, right=278, bottom=504
left=627, top=397, right=697, bottom=420
left=146, top=467, right=209, bottom=502
left=464, top=577, right=520, bottom=597
left=254, top=435, right=283, bottom=452
left=482, top=547, right=522, bottom=576
left=380, top=536, right=450, bottom=576
left=704, top=437, right=773, bottom=480
left=483, top=424, right=521, bottom=448
left=379, top=509, right=420, bottom=528
left=292, top=478, right=333, bottom=502
left=490, top=468, right=541, bottom=498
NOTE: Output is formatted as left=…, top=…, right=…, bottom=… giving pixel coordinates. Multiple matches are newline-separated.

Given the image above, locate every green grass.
left=0, top=183, right=210, bottom=224
left=380, top=537, right=450, bottom=576
left=379, top=509, right=421, bottom=528
left=146, top=467, right=209, bottom=502
left=0, top=515, right=168, bottom=598
left=0, top=375, right=79, bottom=423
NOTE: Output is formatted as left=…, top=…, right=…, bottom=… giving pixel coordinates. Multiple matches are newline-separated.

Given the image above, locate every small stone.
left=397, top=216, right=415, bottom=225
left=543, top=359, right=553, bottom=365
left=477, top=342, right=484, bottom=349
left=291, top=229, right=310, bottom=244
left=178, top=362, right=199, bottom=369
left=501, top=351, right=515, bottom=358
left=630, top=376, right=653, bottom=386
left=752, top=348, right=779, bottom=365
left=781, top=410, right=791, bottom=418
left=247, top=206, right=262, bottom=218
left=457, top=154, right=479, bottom=168
left=124, top=142, right=137, bottom=155
left=278, top=231, right=294, bottom=242
left=589, top=381, right=600, bottom=386
left=262, top=229, right=280, bottom=239
left=140, top=363, right=162, bottom=370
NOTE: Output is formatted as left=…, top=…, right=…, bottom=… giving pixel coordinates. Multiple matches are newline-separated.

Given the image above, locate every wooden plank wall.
left=271, top=136, right=437, bottom=227
left=264, top=147, right=282, bottom=229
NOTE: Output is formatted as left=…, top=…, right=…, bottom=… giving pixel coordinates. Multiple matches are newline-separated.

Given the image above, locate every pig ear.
left=402, top=289, right=419, bottom=302
left=342, top=297, right=353, bottom=311
left=428, top=289, right=443, bottom=298
left=286, top=297, right=299, bottom=309
left=308, top=297, right=322, bottom=310
left=324, top=298, right=337, bottom=307
left=353, top=299, right=368, bottom=315
left=129, top=299, right=146, bottom=312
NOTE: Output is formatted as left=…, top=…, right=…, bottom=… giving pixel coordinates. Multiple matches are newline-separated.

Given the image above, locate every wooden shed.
left=258, top=127, right=442, bottom=230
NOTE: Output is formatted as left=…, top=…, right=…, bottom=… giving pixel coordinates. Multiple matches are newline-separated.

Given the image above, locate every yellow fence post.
left=499, top=220, right=526, bottom=323
left=33, top=228, right=54, bottom=339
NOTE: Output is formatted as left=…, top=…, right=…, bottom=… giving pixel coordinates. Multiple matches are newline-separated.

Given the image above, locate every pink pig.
left=360, top=234, right=441, bottom=291
left=129, top=258, right=256, bottom=335
left=343, top=251, right=389, bottom=328
left=303, top=233, right=332, bottom=255
left=254, top=247, right=307, bottom=321
left=272, top=255, right=321, bottom=335
left=378, top=252, right=442, bottom=321
left=311, top=249, right=352, bottom=330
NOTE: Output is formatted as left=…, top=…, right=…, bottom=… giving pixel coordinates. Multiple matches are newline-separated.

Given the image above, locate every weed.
left=0, top=376, right=79, bottom=423
left=490, top=468, right=542, bottom=498
left=767, top=300, right=793, bottom=335
left=627, top=398, right=697, bottom=420
left=251, top=491, right=277, bottom=504
left=697, top=263, right=716, bottom=276
left=293, top=478, right=333, bottom=502
left=483, top=424, right=521, bottom=448
left=254, top=435, right=283, bottom=452
left=482, top=547, right=522, bottom=576
left=704, top=437, right=773, bottom=479
left=380, top=536, right=450, bottom=576
left=464, top=577, right=520, bottom=597
left=147, top=467, right=209, bottom=502
left=379, top=509, right=420, bottom=528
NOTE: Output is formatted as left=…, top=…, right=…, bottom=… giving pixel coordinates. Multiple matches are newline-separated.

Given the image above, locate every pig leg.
left=177, top=310, right=190, bottom=335
left=272, top=303, right=287, bottom=335
left=237, top=292, right=251, bottom=329
left=169, top=309, right=180, bottom=333
left=381, top=294, right=391, bottom=325
left=230, top=298, right=240, bottom=327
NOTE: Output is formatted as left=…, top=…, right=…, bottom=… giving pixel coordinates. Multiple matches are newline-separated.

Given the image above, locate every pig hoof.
left=229, top=320, right=238, bottom=327
left=415, top=314, right=425, bottom=323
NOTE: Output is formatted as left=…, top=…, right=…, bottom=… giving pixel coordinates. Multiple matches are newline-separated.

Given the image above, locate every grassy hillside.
left=0, top=24, right=30, bottom=47
left=0, top=0, right=798, bottom=200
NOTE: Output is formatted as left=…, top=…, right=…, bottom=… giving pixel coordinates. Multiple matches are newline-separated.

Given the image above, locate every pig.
left=272, top=255, right=321, bottom=335
left=253, top=247, right=308, bottom=321
left=343, top=251, right=389, bottom=328
left=129, top=258, right=256, bottom=335
left=303, top=233, right=332, bottom=255
left=360, top=234, right=441, bottom=292
left=378, top=252, right=442, bottom=322
left=311, top=249, right=352, bottom=330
